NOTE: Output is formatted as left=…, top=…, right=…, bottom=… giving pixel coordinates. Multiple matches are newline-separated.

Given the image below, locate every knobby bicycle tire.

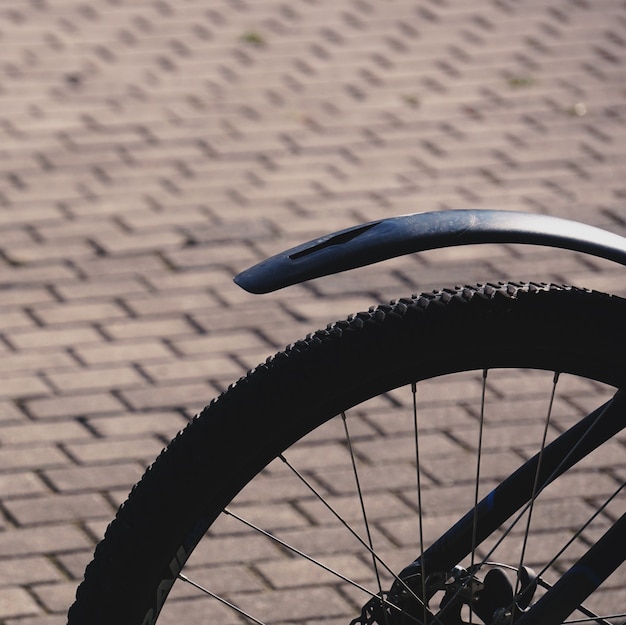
left=67, top=282, right=626, bottom=625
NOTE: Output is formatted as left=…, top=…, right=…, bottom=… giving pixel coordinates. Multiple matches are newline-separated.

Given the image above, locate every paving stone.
left=54, top=277, right=149, bottom=301
left=0, top=310, right=36, bottom=332
left=73, top=338, right=176, bottom=365
left=31, top=301, right=128, bottom=325
left=54, top=551, right=97, bottom=582
left=0, top=473, right=48, bottom=499
left=0, top=287, right=55, bottom=308
left=34, top=217, right=124, bottom=243
left=5, top=492, right=113, bottom=526
left=44, top=366, right=144, bottom=393
left=0, top=352, right=77, bottom=376
left=139, top=355, right=243, bottom=384
left=0, top=556, right=61, bottom=586
left=297, top=491, right=414, bottom=527
left=3, top=241, right=96, bottom=265
left=93, top=229, right=187, bottom=255
left=25, top=392, right=126, bottom=420
left=163, top=242, right=260, bottom=271
left=0, top=401, right=25, bottom=424
left=156, top=595, right=239, bottom=624
left=272, top=523, right=394, bottom=560
left=0, top=374, right=50, bottom=399
left=379, top=511, right=475, bottom=549
left=119, top=382, right=214, bottom=411
left=171, top=329, right=276, bottom=356
left=144, top=267, right=233, bottom=291
left=5, top=616, right=67, bottom=625
left=86, top=409, right=188, bottom=438
left=29, top=580, right=78, bottom=615
left=232, top=586, right=353, bottom=623
left=8, top=326, right=103, bottom=351
left=255, top=553, right=373, bottom=590
left=166, top=563, right=265, bottom=601
left=184, top=532, right=284, bottom=567
left=311, top=462, right=435, bottom=499
left=73, top=254, right=166, bottom=278
left=0, top=421, right=92, bottom=446
left=101, top=316, right=196, bottom=340
left=0, top=525, right=92, bottom=557
left=43, top=463, right=145, bottom=494
left=0, top=446, right=68, bottom=472
left=0, top=587, right=40, bottom=619
left=213, top=502, right=312, bottom=536
left=122, top=291, right=218, bottom=316
left=83, top=519, right=108, bottom=544
left=63, top=436, right=164, bottom=465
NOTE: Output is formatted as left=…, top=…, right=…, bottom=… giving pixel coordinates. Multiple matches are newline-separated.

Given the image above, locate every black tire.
left=67, top=283, right=626, bottom=625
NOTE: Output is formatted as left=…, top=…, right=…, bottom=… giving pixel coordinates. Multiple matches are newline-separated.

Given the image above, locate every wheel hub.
left=350, top=564, right=538, bottom=625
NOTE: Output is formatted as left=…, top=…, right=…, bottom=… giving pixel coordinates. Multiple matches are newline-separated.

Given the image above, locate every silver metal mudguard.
left=234, top=210, right=626, bottom=294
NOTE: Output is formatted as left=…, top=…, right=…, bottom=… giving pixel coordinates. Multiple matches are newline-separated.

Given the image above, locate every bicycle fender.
left=234, top=210, right=626, bottom=294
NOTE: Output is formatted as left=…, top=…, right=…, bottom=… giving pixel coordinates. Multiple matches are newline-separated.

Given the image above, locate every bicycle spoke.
left=341, top=411, right=388, bottom=621
left=513, top=372, right=560, bottom=618
left=223, top=507, right=376, bottom=597
left=471, top=369, right=488, bottom=565
left=483, top=565, right=617, bottom=625
left=469, top=369, right=488, bottom=625
left=178, top=505, right=426, bottom=625
left=278, top=452, right=427, bottom=611
left=531, top=570, right=620, bottom=625
left=411, top=381, right=429, bottom=625
left=564, top=614, right=626, bottom=624
left=177, top=574, right=267, bottom=625
left=224, top=508, right=423, bottom=625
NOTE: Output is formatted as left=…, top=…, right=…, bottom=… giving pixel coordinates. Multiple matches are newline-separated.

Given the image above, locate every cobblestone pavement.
left=0, top=0, right=626, bottom=623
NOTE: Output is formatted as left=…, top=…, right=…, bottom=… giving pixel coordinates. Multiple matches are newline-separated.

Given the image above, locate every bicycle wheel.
left=67, top=282, right=626, bottom=625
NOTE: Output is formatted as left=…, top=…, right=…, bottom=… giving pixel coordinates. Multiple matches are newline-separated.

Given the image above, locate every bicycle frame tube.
left=516, top=511, right=626, bottom=624
left=398, top=391, right=626, bottom=622
left=234, top=210, right=626, bottom=293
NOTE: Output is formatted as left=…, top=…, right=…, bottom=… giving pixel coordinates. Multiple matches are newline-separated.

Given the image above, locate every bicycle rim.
left=68, top=283, right=626, bottom=625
